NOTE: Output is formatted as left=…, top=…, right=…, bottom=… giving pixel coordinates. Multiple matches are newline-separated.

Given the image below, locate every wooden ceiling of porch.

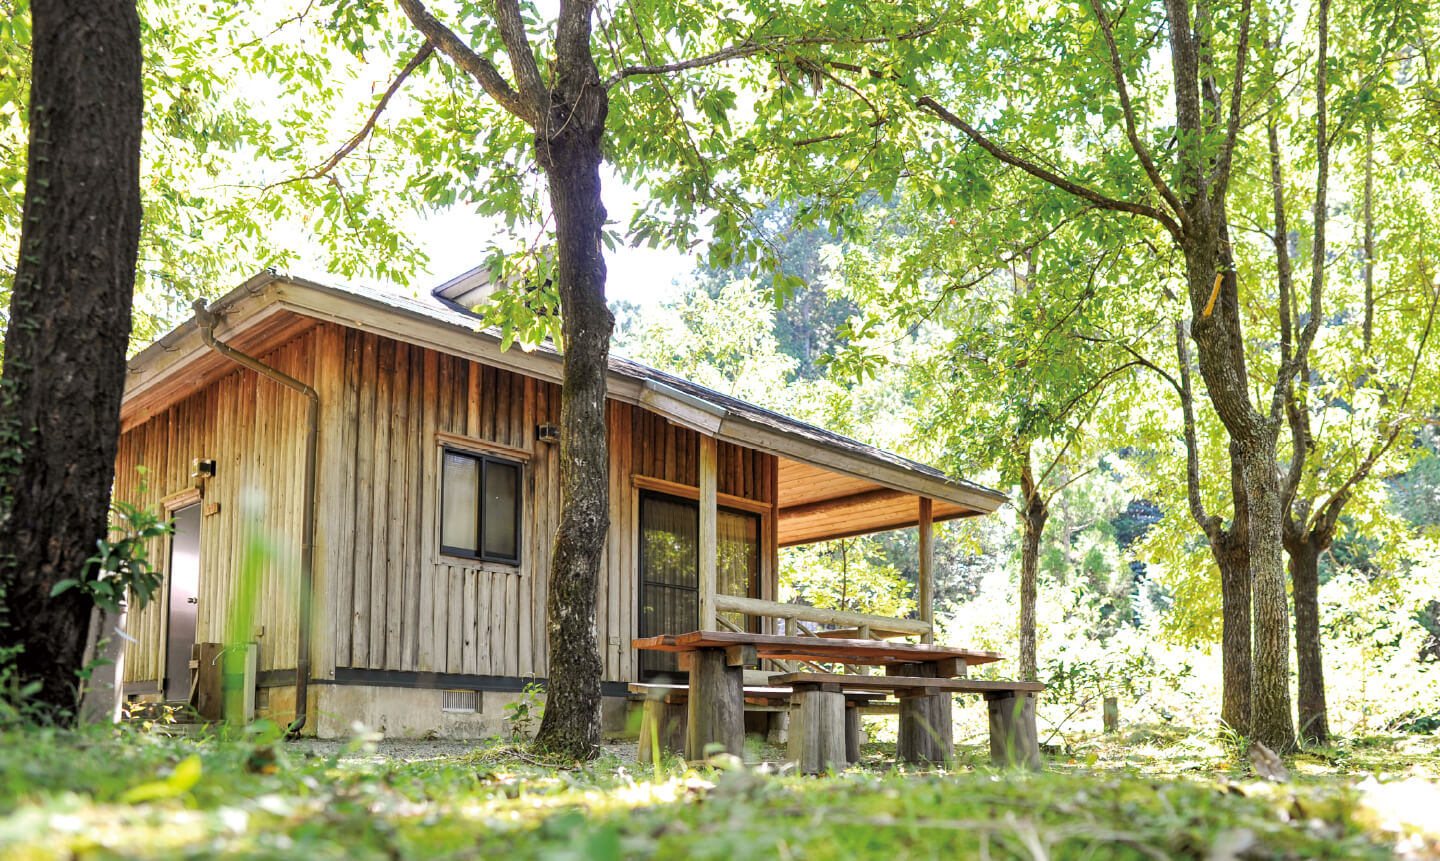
left=776, top=459, right=982, bottom=546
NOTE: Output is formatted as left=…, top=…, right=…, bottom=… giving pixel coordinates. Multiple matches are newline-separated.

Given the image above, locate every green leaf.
left=119, top=755, right=203, bottom=804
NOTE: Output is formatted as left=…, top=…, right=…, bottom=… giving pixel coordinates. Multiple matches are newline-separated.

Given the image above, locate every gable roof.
left=124, top=271, right=1006, bottom=522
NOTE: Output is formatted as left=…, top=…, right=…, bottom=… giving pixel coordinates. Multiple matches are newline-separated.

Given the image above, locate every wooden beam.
left=765, top=455, right=779, bottom=619
left=629, top=473, right=770, bottom=515
left=713, top=593, right=931, bottom=636
left=768, top=672, right=1044, bottom=694
left=433, top=430, right=532, bottom=461
left=919, top=497, right=934, bottom=645
left=699, top=435, right=717, bottom=631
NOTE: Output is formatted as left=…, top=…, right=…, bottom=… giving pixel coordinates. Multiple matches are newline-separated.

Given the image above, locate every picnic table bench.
left=769, top=672, right=1045, bottom=772
left=632, top=631, right=1043, bottom=773
left=628, top=682, right=883, bottom=765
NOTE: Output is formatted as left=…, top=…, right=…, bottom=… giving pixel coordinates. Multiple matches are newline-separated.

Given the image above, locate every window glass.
left=482, top=459, right=520, bottom=560
left=717, top=509, right=759, bottom=631
left=441, top=451, right=479, bottom=553
left=640, top=496, right=699, bottom=587
left=638, top=495, right=700, bottom=678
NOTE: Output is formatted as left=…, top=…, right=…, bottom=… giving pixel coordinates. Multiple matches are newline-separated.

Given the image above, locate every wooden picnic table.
left=632, top=631, right=1016, bottom=767
left=632, top=630, right=1001, bottom=672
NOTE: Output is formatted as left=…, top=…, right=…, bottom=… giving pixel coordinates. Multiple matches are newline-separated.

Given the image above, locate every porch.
left=633, top=428, right=995, bottom=677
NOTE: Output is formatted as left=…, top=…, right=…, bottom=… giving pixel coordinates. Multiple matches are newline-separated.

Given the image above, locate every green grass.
left=1, top=722, right=1437, bottom=859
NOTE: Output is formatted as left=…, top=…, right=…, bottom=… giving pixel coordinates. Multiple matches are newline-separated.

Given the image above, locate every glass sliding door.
left=637, top=492, right=759, bottom=680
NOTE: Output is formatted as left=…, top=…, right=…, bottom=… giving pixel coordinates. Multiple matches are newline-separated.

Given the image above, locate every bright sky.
left=403, top=168, right=699, bottom=310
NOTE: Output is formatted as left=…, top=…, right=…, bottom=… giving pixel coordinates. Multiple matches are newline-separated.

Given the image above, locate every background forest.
left=617, top=199, right=1440, bottom=743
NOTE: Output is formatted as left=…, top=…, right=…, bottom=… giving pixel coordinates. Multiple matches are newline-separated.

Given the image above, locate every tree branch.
left=1280, top=352, right=1311, bottom=512
left=1048, top=465, right=1099, bottom=498
left=1270, top=0, right=1329, bottom=417
left=1265, top=29, right=1295, bottom=375
left=1311, top=269, right=1439, bottom=541
left=1085, top=0, right=1188, bottom=227
left=1163, top=0, right=1206, bottom=204
left=1050, top=360, right=1148, bottom=430
left=1072, top=332, right=1184, bottom=400
left=1206, top=0, right=1254, bottom=206
left=223, top=0, right=318, bottom=59
left=397, top=0, right=537, bottom=125
left=556, top=0, right=598, bottom=78
left=805, top=59, right=886, bottom=126
left=494, top=0, right=547, bottom=113
left=1267, top=36, right=1305, bottom=512
left=1175, top=320, right=1218, bottom=534
left=605, top=26, right=937, bottom=88
left=914, top=96, right=1183, bottom=242
left=263, top=43, right=434, bottom=192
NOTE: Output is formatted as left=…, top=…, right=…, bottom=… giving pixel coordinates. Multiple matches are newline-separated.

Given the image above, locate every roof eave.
left=123, top=273, right=1006, bottom=512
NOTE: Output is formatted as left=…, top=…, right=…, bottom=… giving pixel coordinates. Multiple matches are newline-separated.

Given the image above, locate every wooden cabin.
left=114, top=270, right=1005, bottom=737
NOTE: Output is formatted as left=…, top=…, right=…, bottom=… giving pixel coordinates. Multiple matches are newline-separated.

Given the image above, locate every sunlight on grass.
left=1, top=723, right=1437, bottom=859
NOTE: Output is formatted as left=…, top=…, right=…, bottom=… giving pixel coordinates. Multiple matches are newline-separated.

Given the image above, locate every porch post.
left=919, top=497, right=934, bottom=644
left=699, top=434, right=718, bottom=631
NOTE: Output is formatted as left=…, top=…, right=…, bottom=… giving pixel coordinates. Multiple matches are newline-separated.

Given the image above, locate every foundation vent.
left=442, top=689, right=478, bottom=713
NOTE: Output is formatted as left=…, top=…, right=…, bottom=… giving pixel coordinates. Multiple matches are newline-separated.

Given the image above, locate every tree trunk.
left=1177, top=324, right=1254, bottom=737
left=1286, top=533, right=1330, bottom=745
left=0, top=0, right=143, bottom=720
left=1213, top=441, right=1253, bottom=736
left=1017, top=457, right=1048, bottom=683
left=1183, top=219, right=1296, bottom=750
left=1240, top=439, right=1297, bottom=752
left=530, top=53, right=613, bottom=761
left=1214, top=530, right=1252, bottom=736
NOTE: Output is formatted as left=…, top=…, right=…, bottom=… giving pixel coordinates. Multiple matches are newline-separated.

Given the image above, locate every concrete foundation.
left=130, top=679, right=636, bottom=740
left=308, top=685, right=519, bottom=739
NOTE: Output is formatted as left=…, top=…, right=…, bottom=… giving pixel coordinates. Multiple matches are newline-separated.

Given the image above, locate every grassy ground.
left=1, top=720, right=1437, bottom=859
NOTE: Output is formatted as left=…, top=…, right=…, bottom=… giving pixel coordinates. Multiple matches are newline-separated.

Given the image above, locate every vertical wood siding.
left=118, top=321, right=780, bottom=688
left=117, top=327, right=318, bottom=683
left=322, top=329, right=551, bottom=680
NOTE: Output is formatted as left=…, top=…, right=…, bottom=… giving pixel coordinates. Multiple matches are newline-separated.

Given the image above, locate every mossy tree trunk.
left=0, top=0, right=143, bottom=721
left=530, top=39, right=612, bottom=759
left=1283, top=533, right=1328, bottom=744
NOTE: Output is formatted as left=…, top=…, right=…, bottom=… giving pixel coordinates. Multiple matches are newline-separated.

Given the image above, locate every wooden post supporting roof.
left=919, top=497, right=934, bottom=645
left=699, top=434, right=718, bottom=631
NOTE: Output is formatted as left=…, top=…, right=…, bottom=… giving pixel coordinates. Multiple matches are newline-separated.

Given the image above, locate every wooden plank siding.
left=116, top=326, right=319, bottom=683
left=116, top=322, right=780, bottom=689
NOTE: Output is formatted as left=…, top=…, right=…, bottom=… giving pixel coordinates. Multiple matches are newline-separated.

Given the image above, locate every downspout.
left=192, top=299, right=318, bottom=737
